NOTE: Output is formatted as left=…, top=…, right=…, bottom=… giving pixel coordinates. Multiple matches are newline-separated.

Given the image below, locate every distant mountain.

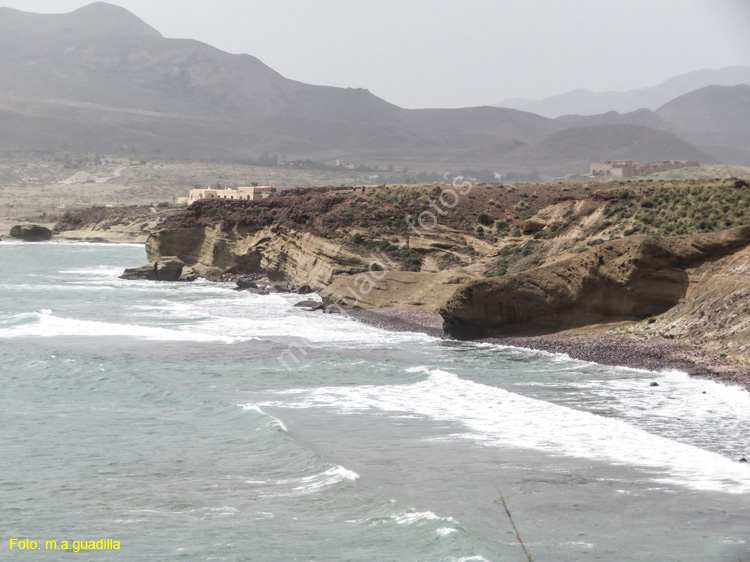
left=501, top=125, right=715, bottom=176
left=556, top=108, right=677, bottom=134
left=497, top=67, right=750, bottom=118
left=0, top=2, right=729, bottom=175
left=0, top=2, right=564, bottom=165
left=655, top=84, right=750, bottom=165
left=656, top=84, right=750, bottom=134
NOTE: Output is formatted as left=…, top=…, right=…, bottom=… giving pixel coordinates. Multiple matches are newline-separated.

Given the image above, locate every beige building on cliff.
left=590, top=160, right=699, bottom=178
left=178, top=183, right=277, bottom=205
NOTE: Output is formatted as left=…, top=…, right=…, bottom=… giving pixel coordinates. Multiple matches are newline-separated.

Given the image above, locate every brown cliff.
left=124, top=181, right=750, bottom=365
left=439, top=227, right=750, bottom=339
left=53, top=206, right=172, bottom=243
left=146, top=225, right=378, bottom=288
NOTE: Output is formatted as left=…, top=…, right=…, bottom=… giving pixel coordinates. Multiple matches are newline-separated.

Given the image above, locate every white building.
left=178, top=183, right=277, bottom=205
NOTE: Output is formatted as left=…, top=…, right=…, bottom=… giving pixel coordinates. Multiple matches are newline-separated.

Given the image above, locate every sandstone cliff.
left=146, top=225, right=380, bottom=288
left=53, top=206, right=173, bottom=243
left=114, top=180, right=750, bottom=363
left=438, top=226, right=750, bottom=339
left=629, top=235, right=750, bottom=357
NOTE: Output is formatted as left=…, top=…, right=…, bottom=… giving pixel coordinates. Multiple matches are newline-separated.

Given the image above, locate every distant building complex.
left=178, top=183, right=277, bottom=205
left=590, top=160, right=699, bottom=178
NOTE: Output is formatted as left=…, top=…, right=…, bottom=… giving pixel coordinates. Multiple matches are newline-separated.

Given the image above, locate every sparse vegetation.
left=490, top=258, right=508, bottom=276
left=477, top=212, right=494, bottom=227
left=632, top=182, right=750, bottom=237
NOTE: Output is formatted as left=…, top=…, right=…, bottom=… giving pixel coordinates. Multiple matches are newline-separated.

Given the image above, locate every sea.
left=2, top=242, right=749, bottom=562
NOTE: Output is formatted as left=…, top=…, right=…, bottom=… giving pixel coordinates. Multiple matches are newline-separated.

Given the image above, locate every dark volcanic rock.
left=294, top=300, right=323, bottom=310
left=242, top=285, right=271, bottom=295
left=120, top=257, right=193, bottom=281
left=9, top=224, right=52, bottom=242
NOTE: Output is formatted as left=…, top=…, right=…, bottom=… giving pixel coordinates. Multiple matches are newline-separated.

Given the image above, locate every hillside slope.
left=0, top=3, right=565, bottom=166
left=501, top=124, right=714, bottom=175
left=497, top=66, right=750, bottom=117
left=61, top=179, right=750, bottom=378
left=0, top=2, right=720, bottom=175
left=655, top=85, right=750, bottom=165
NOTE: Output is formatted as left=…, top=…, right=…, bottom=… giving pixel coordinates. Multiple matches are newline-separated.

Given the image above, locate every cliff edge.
left=120, top=180, right=750, bottom=365
left=439, top=227, right=750, bottom=339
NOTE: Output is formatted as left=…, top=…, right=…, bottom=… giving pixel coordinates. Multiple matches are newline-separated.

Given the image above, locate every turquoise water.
left=1, top=242, right=749, bottom=561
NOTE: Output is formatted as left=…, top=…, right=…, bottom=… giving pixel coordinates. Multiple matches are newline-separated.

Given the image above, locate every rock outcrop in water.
left=9, top=224, right=52, bottom=242
left=53, top=206, right=174, bottom=243
left=120, top=257, right=198, bottom=282
left=146, top=225, right=378, bottom=288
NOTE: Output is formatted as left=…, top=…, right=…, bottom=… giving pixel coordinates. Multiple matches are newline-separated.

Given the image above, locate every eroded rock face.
left=521, top=218, right=546, bottom=235
left=9, top=224, right=52, bottom=242
left=120, top=257, right=196, bottom=281
left=440, top=227, right=750, bottom=339
left=647, top=231, right=750, bottom=356
left=142, top=210, right=750, bottom=352
left=146, top=225, right=377, bottom=289
left=321, top=270, right=472, bottom=312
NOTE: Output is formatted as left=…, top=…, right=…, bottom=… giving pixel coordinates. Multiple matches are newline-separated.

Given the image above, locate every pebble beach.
left=346, top=307, right=750, bottom=390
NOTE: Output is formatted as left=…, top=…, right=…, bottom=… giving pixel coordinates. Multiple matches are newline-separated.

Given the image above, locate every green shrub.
left=477, top=213, right=494, bottom=227
left=490, top=258, right=508, bottom=277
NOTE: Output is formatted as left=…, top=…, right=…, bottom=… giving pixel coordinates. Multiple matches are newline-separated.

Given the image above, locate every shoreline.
left=0, top=238, right=144, bottom=246
left=345, top=307, right=750, bottom=390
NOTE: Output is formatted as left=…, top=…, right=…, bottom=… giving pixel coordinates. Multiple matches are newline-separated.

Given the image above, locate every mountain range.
left=496, top=67, right=750, bottom=118
left=0, top=2, right=748, bottom=177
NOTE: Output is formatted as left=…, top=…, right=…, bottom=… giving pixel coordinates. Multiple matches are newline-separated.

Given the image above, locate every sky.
left=1, top=0, right=749, bottom=109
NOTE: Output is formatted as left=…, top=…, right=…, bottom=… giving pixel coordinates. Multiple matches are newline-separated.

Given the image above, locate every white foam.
left=389, top=511, right=462, bottom=538
left=544, top=368, right=750, bottom=458
left=392, top=511, right=447, bottom=525
left=196, top=306, right=431, bottom=345
left=562, top=541, right=595, bottom=549
left=266, top=369, right=750, bottom=494
left=248, top=465, right=359, bottom=496
left=287, top=465, right=359, bottom=493
left=241, top=403, right=288, bottom=432
left=60, top=266, right=126, bottom=277
left=0, top=309, right=242, bottom=343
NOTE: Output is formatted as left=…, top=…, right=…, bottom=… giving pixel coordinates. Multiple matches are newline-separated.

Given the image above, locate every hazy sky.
left=1, top=0, right=749, bottom=108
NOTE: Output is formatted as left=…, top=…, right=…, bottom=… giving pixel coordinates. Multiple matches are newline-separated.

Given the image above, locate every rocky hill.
left=654, top=85, right=750, bottom=164
left=101, top=178, right=750, bottom=375
left=53, top=205, right=173, bottom=242
left=496, top=66, right=750, bottom=117
left=656, top=84, right=750, bottom=136
left=500, top=124, right=714, bottom=176
left=0, top=2, right=723, bottom=175
left=0, top=2, right=557, bottom=165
